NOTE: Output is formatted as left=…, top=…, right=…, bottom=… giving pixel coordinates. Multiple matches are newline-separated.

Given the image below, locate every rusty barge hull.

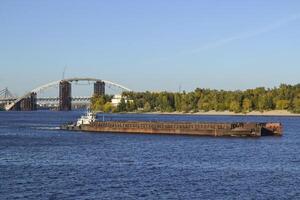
left=61, top=121, right=282, bottom=137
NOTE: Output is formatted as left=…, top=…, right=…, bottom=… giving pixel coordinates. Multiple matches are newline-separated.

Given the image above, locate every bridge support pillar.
left=59, top=81, right=72, bottom=111
left=94, top=81, right=105, bottom=96
left=12, top=92, right=37, bottom=111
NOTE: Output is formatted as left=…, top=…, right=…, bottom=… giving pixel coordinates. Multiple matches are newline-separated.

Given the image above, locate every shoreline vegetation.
left=143, top=110, right=300, bottom=116
left=105, top=109, right=300, bottom=116
left=91, top=83, right=300, bottom=116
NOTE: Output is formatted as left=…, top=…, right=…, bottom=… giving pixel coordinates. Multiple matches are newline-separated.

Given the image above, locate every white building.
left=111, top=95, right=124, bottom=107
left=111, top=94, right=132, bottom=107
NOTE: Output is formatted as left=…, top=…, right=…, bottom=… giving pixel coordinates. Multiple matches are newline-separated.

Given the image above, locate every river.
left=0, top=111, right=300, bottom=199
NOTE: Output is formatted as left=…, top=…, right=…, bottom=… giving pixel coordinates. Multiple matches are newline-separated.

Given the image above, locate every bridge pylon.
left=59, top=80, right=72, bottom=111
left=94, top=81, right=105, bottom=96
left=10, top=92, right=37, bottom=111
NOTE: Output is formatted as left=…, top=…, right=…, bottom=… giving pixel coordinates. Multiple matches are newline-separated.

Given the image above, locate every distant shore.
left=143, top=110, right=300, bottom=117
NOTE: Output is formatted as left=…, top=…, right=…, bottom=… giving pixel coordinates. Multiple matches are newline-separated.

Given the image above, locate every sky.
left=0, top=0, right=300, bottom=96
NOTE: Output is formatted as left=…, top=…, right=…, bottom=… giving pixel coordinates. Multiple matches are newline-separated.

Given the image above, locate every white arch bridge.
left=4, top=77, right=131, bottom=111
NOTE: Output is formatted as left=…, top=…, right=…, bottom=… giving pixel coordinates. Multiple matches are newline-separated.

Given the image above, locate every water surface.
left=1, top=111, right=300, bottom=199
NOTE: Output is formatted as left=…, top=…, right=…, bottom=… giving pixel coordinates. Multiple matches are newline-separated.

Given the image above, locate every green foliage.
left=143, top=102, right=151, bottom=112
left=242, top=98, right=252, bottom=113
left=292, top=98, right=300, bottom=113
left=103, top=102, right=113, bottom=113
left=116, top=98, right=127, bottom=112
left=90, top=95, right=113, bottom=112
left=126, top=101, right=136, bottom=112
left=276, top=100, right=290, bottom=110
left=229, top=101, right=241, bottom=113
left=91, top=84, right=300, bottom=113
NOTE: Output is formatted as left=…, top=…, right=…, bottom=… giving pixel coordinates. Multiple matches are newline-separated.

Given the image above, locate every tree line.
left=91, top=84, right=300, bottom=113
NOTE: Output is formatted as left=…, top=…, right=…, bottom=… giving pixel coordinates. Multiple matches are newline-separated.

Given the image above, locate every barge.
left=60, top=112, right=283, bottom=137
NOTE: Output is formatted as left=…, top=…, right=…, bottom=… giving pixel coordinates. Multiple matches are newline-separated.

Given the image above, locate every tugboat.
left=76, top=111, right=96, bottom=126
left=61, top=110, right=96, bottom=131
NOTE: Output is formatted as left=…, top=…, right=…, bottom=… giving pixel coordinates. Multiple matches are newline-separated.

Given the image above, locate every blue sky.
left=0, top=0, right=300, bottom=95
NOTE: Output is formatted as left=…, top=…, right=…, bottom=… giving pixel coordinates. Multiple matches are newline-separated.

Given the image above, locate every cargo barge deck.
left=60, top=112, right=282, bottom=137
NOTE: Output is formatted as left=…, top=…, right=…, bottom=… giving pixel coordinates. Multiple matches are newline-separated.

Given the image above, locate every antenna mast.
left=62, top=66, right=67, bottom=80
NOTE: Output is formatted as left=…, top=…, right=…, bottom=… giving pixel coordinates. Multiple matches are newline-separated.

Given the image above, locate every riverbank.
left=144, top=110, right=300, bottom=116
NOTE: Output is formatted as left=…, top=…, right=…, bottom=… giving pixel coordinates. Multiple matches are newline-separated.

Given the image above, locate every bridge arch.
left=6, top=77, right=131, bottom=110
